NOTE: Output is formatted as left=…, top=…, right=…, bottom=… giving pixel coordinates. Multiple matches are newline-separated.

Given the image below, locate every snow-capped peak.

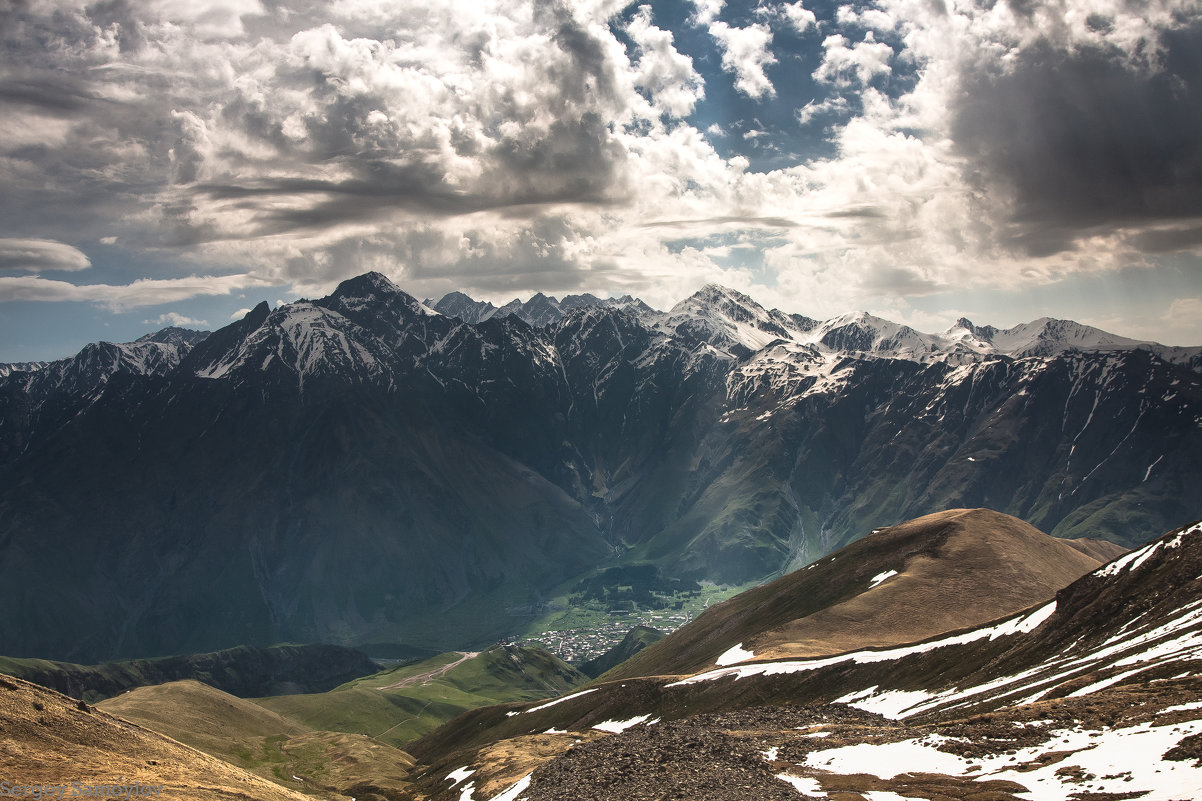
left=660, top=284, right=805, bottom=354
left=810, top=312, right=939, bottom=358
left=986, top=317, right=1144, bottom=358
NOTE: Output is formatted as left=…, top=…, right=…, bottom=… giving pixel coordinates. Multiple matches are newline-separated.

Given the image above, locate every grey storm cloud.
left=83, top=0, right=146, bottom=53
left=538, top=0, right=621, bottom=104
left=192, top=112, right=628, bottom=240
left=1129, top=225, right=1202, bottom=255
left=951, top=24, right=1202, bottom=257
left=182, top=3, right=630, bottom=242
left=859, top=264, right=944, bottom=296
left=487, top=113, right=629, bottom=205
left=0, top=73, right=99, bottom=114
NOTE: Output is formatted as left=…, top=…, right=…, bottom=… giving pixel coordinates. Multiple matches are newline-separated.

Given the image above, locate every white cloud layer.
left=691, top=0, right=726, bottom=26
left=144, top=311, right=209, bottom=327
left=627, top=5, right=706, bottom=117
left=0, top=0, right=1200, bottom=343
left=0, top=274, right=272, bottom=311
left=0, top=239, right=91, bottom=273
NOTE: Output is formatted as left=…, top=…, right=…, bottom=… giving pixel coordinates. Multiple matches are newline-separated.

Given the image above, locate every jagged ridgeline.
left=1, top=273, right=1199, bottom=661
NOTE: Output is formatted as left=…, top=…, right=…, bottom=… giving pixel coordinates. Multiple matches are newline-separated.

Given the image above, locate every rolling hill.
left=255, top=646, right=586, bottom=748
left=98, top=680, right=414, bottom=801
left=0, top=673, right=311, bottom=801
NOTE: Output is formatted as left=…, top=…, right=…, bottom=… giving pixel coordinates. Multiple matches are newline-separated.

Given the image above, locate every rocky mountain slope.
left=1, top=273, right=1198, bottom=661
left=404, top=516, right=1202, bottom=801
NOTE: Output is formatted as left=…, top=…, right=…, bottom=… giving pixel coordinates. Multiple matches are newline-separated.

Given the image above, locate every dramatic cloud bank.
left=2, top=0, right=1201, bottom=355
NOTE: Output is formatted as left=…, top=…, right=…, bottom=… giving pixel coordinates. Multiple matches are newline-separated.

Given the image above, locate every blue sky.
left=2, top=0, right=1201, bottom=361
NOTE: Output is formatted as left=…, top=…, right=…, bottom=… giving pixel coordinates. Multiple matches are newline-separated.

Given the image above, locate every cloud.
left=0, top=238, right=91, bottom=273
left=1, top=0, right=1202, bottom=351
left=780, top=2, right=816, bottom=33
left=626, top=5, right=705, bottom=117
left=1169, top=296, right=1202, bottom=318
left=690, top=0, right=725, bottom=26
left=230, top=307, right=253, bottom=319
left=1165, top=296, right=1202, bottom=344
left=1128, top=225, right=1202, bottom=255
left=138, top=0, right=266, bottom=40
left=640, top=215, right=798, bottom=229
left=0, top=273, right=273, bottom=311
left=950, top=31, right=1202, bottom=257
left=797, top=95, right=851, bottom=125
left=858, top=264, right=945, bottom=295
left=143, top=311, right=209, bottom=327
left=813, top=32, right=893, bottom=88
left=709, top=20, right=777, bottom=99
left=834, top=4, right=895, bottom=35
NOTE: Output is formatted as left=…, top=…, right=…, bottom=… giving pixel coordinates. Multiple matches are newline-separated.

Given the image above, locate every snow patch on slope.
left=592, top=714, right=658, bottom=733
left=716, top=643, right=756, bottom=666
left=803, top=719, right=1202, bottom=801
left=868, top=570, right=898, bottom=588
left=445, top=767, right=474, bottom=788
left=522, top=688, right=598, bottom=714
left=669, top=602, right=1057, bottom=688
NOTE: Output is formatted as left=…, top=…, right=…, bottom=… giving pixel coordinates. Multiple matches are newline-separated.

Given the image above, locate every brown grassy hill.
left=98, top=680, right=414, bottom=801
left=1062, top=536, right=1129, bottom=562
left=0, top=674, right=309, bottom=801
left=99, top=679, right=311, bottom=748
left=602, top=508, right=1117, bottom=679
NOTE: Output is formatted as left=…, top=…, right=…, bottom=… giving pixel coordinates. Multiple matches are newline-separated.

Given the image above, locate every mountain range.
left=1, top=273, right=1199, bottom=661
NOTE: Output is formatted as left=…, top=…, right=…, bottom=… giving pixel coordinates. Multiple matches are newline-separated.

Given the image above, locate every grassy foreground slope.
left=256, top=645, right=585, bottom=748
left=98, top=680, right=414, bottom=801
left=0, top=674, right=309, bottom=801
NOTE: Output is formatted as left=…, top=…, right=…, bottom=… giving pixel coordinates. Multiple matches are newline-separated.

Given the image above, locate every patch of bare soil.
left=378, top=653, right=478, bottom=691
